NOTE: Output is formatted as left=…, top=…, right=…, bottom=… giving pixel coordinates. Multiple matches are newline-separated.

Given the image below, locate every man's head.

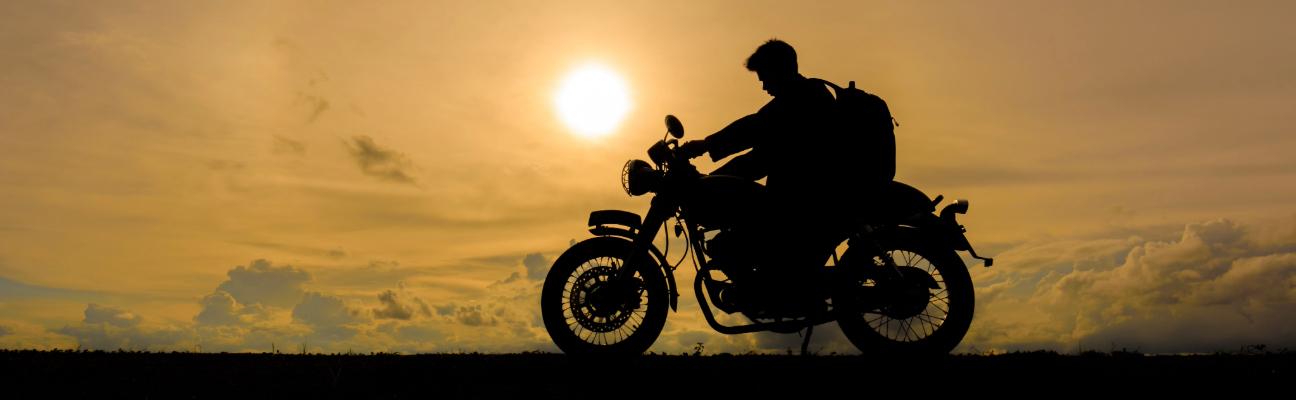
left=744, top=39, right=799, bottom=97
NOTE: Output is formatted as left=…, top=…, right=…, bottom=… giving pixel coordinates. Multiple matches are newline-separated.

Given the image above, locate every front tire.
left=837, top=227, right=974, bottom=355
left=541, top=237, right=668, bottom=356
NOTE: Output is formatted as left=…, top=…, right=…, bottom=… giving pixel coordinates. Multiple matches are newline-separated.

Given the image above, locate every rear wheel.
left=837, top=227, right=974, bottom=355
left=541, top=237, right=668, bottom=356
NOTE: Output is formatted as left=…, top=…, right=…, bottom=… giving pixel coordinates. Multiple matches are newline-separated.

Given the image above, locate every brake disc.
left=569, top=266, right=643, bottom=333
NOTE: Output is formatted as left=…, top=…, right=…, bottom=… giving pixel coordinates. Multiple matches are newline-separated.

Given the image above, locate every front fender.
left=587, top=211, right=679, bottom=311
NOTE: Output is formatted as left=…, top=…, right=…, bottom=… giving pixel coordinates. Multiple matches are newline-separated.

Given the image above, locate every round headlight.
left=621, top=159, right=661, bottom=196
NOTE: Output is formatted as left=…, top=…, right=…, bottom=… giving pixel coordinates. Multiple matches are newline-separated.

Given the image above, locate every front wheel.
left=837, top=227, right=974, bottom=355
left=541, top=237, right=668, bottom=356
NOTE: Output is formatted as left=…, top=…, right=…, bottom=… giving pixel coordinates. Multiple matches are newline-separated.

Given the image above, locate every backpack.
left=809, top=78, right=897, bottom=185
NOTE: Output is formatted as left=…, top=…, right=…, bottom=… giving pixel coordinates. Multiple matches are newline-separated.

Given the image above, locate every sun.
left=555, top=65, right=630, bottom=137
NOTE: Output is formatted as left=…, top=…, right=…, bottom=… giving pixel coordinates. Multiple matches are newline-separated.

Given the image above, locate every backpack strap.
left=809, top=78, right=899, bottom=127
left=807, top=78, right=843, bottom=98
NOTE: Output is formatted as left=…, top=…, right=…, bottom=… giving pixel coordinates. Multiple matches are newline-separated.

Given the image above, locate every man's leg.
left=742, top=195, right=844, bottom=312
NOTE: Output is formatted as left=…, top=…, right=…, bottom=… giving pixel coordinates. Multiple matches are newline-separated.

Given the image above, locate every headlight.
left=621, top=159, right=661, bottom=196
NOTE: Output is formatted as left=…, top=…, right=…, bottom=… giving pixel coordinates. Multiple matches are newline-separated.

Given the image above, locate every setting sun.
left=555, top=65, right=630, bottom=137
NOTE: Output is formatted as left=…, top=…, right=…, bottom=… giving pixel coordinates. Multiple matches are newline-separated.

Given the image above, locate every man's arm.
left=710, top=151, right=768, bottom=181
left=677, top=112, right=770, bottom=161
left=704, top=113, right=767, bottom=161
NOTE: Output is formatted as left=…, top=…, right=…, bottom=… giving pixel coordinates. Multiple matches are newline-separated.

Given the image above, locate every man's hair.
left=744, top=39, right=798, bottom=74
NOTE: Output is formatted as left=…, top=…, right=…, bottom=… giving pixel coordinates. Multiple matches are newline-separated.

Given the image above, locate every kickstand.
left=800, top=325, right=814, bottom=356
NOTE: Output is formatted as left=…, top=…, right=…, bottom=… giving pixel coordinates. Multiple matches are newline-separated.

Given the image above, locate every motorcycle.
left=540, top=115, right=994, bottom=356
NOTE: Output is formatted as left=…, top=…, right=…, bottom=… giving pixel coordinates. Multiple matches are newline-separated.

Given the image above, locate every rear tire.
left=541, top=237, right=668, bottom=356
left=837, top=227, right=974, bottom=355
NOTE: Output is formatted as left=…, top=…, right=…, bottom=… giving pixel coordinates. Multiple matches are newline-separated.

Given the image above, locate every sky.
left=2, top=0, right=1296, bottom=354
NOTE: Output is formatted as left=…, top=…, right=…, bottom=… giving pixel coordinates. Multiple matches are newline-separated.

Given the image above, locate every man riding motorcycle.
left=676, top=39, right=896, bottom=313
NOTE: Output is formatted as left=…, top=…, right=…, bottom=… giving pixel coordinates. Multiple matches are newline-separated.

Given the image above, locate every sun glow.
left=555, top=65, right=630, bottom=137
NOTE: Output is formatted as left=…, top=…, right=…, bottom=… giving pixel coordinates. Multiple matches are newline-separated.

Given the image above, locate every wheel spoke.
left=932, top=303, right=949, bottom=314
left=911, top=254, right=927, bottom=269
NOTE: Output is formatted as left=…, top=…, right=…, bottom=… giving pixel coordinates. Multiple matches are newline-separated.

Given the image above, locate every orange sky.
left=2, top=0, right=1296, bottom=354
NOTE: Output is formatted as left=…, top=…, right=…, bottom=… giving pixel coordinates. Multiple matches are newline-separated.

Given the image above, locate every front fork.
left=615, top=196, right=675, bottom=283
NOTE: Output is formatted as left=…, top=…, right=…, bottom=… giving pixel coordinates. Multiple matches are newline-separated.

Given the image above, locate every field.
left=3, top=349, right=1292, bottom=398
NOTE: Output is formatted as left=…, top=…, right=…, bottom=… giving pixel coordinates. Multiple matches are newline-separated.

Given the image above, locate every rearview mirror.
left=665, top=115, right=684, bottom=139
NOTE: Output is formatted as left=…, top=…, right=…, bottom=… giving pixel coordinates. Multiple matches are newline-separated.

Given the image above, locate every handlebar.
left=647, top=139, right=676, bottom=165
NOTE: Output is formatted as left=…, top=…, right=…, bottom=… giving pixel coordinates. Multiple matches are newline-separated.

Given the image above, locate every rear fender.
left=587, top=210, right=680, bottom=311
left=893, top=202, right=994, bottom=267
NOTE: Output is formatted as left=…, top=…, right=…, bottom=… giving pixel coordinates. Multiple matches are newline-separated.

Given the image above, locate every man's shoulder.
left=760, top=80, right=832, bottom=111
left=798, top=78, right=835, bottom=100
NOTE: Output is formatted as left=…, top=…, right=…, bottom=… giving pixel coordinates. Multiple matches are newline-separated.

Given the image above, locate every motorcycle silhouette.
left=541, top=115, right=994, bottom=356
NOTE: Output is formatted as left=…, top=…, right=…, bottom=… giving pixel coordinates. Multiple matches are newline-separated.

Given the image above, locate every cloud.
left=372, top=281, right=433, bottom=320
left=55, top=304, right=197, bottom=351
left=288, top=292, right=367, bottom=341
left=83, top=303, right=142, bottom=328
left=214, top=259, right=312, bottom=308
left=292, top=291, right=367, bottom=327
left=271, top=136, right=306, bottom=155
left=328, top=247, right=350, bottom=260
left=297, top=93, right=330, bottom=123
left=227, top=241, right=349, bottom=260
left=0, top=325, right=14, bottom=337
left=377, top=322, right=450, bottom=344
left=487, top=272, right=522, bottom=289
left=966, top=218, right=1296, bottom=353
left=205, top=160, right=245, bottom=170
left=453, top=304, right=497, bottom=327
left=345, top=136, right=416, bottom=184
left=33, top=220, right=1296, bottom=355
left=523, top=253, right=550, bottom=281
left=1190, top=253, right=1296, bottom=306
left=194, top=291, right=271, bottom=327
left=432, top=303, right=457, bottom=316
left=55, top=323, right=196, bottom=351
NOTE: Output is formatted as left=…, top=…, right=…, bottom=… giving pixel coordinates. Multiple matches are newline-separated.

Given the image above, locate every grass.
left=2, top=346, right=1292, bottom=397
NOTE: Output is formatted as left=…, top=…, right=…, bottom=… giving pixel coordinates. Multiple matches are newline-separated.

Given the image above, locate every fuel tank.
left=678, top=175, right=766, bottom=230
left=679, top=177, right=935, bottom=229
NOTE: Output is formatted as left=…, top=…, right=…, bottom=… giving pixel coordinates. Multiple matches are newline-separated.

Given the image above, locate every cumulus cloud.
left=194, top=291, right=271, bottom=327
left=372, top=281, right=432, bottom=320
left=523, top=253, right=550, bottom=281
left=346, top=136, right=416, bottom=184
left=214, top=259, right=312, bottom=308
left=488, top=272, right=522, bottom=289
left=454, top=304, right=498, bottom=326
left=432, top=303, right=457, bottom=316
left=292, top=291, right=367, bottom=327
left=36, top=220, right=1296, bottom=355
left=83, top=303, right=142, bottom=328
left=966, top=218, right=1296, bottom=353
left=377, top=322, right=450, bottom=344
left=55, top=304, right=197, bottom=351
left=55, top=323, right=195, bottom=351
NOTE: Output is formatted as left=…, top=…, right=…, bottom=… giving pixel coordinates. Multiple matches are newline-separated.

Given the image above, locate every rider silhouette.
left=678, top=39, right=871, bottom=310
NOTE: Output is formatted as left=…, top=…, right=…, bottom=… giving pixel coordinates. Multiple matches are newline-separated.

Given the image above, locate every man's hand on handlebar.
left=677, top=140, right=709, bottom=159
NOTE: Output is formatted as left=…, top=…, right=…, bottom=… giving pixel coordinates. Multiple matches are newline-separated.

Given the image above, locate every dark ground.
left=2, top=349, right=1291, bottom=398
